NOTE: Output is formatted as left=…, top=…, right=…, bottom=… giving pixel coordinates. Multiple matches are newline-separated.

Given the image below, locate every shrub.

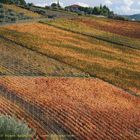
left=0, top=115, right=33, bottom=140
left=0, top=4, right=3, bottom=8
left=0, top=12, right=5, bottom=22
left=0, top=0, right=26, bottom=6
left=0, top=7, right=31, bottom=23
left=0, top=8, right=5, bottom=14
left=0, top=14, right=5, bottom=19
left=7, top=9, right=13, bottom=13
left=10, top=16, right=18, bottom=22
left=9, top=11, right=16, bottom=16
left=48, top=15, right=56, bottom=19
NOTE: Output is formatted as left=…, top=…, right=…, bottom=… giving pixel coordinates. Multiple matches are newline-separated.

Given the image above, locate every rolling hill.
left=125, top=14, right=140, bottom=21
left=0, top=4, right=140, bottom=140
left=0, top=20, right=139, bottom=94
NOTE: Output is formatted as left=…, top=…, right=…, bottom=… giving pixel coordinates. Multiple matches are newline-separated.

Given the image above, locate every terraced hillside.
left=0, top=36, right=86, bottom=76
left=0, top=22, right=139, bottom=94
left=0, top=77, right=139, bottom=140
left=0, top=4, right=139, bottom=140
left=45, top=17, right=140, bottom=49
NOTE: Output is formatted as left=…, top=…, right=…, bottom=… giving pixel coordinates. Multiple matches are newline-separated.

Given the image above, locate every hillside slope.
left=0, top=77, right=139, bottom=139
left=0, top=4, right=42, bottom=24
left=44, top=17, right=140, bottom=48
left=126, top=14, right=140, bottom=21
left=3, top=4, right=42, bottom=18
left=0, top=22, right=139, bottom=94
left=0, top=36, right=86, bottom=76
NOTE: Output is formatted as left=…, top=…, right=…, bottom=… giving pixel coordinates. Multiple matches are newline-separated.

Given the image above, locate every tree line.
left=0, top=0, right=26, bottom=5
left=0, top=0, right=127, bottom=21
left=78, top=5, right=114, bottom=17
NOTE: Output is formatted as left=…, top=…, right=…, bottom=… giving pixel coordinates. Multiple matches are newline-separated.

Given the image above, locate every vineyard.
left=0, top=35, right=86, bottom=76
left=67, top=17, right=140, bottom=39
left=0, top=77, right=139, bottom=140
left=0, top=5, right=140, bottom=139
left=0, top=22, right=139, bottom=94
left=44, top=17, right=140, bottom=49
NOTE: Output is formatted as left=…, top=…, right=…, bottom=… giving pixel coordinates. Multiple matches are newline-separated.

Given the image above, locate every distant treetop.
left=65, top=4, right=114, bottom=17
left=0, top=0, right=26, bottom=5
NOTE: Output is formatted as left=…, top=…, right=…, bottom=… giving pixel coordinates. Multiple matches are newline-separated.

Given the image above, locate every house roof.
left=68, top=4, right=81, bottom=8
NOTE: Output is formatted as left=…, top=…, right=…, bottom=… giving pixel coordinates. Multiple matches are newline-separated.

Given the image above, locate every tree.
left=27, top=3, right=34, bottom=7
left=51, top=0, right=61, bottom=9
left=51, top=3, right=57, bottom=8
left=93, top=7, right=101, bottom=15
left=0, top=0, right=26, bottom=5
left=64, top=4, right=114, bottom=17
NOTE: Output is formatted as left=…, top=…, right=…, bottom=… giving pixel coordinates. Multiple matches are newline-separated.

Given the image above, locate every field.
left=44, top=17, right=140, bottom=49
left=78, top=17, right=140, bottom=39
left=0, top=5, right=140, bottom=139
left=0, top=77, right=139, bottom=139
left=0, top=21, right=139, bottom=94
left=0, top=36, right=86, bottom=76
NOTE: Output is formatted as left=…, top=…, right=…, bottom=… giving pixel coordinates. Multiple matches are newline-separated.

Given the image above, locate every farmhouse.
left=65, top=4, right=81, bottom=12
